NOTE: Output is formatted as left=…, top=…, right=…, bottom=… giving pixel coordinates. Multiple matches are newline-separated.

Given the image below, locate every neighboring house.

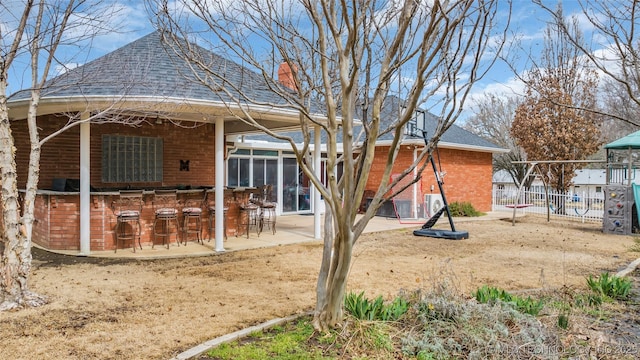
left=492, top=168, right=606, bottom=200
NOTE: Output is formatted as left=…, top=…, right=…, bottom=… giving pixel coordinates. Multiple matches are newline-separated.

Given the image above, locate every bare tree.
left=150, top=0, right=506, bottom=331
left=511, top=5, right=601, bottom=196
left=464, top=94, right=533, bottom=188
left=0, top=0, right=118, bottom=310
left=600, top=77, right=640, bottom=140
left=536, top=0, right=640, bottom=128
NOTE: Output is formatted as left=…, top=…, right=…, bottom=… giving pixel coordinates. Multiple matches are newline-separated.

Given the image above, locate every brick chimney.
left=277, top=61, right=297, bottom=91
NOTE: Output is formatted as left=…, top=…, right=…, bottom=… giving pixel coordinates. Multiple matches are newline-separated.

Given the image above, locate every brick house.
left=7, top=31, right=313, bottom=253
left=364, top=98, right=505, bottom=215
left=241, top=96, right=506, bottom=217
left=7, top=31, right=504, bottom=254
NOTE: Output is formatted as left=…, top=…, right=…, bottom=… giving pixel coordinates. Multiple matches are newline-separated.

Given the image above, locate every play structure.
left=602, top=130, right=640, bottom=235
left=506, top=130, right=640, bottom=234
left=413, top=131, right=469, bottom=240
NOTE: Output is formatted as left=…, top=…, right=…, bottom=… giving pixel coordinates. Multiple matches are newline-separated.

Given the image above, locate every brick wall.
left=365, top=145, right=494, bottom=212
left=31, top=191, right=240, bottom=251
left=12, top=115, right=227, bottom=251
left=12, top=115, right=217, bottom=190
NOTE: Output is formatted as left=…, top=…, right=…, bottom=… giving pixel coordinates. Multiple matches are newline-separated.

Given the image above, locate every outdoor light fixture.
left=155, top=117, right=163, bottom=125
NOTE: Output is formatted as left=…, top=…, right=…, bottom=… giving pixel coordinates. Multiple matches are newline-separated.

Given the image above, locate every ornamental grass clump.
left=344, top=291, right=409, bottom=321
left=586, top=272, right=632, bottom=300
left=473, top=285, right=545, bottom=316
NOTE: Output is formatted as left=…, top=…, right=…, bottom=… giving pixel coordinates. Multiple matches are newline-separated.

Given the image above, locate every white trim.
left=7, top=95, right=332, bottom=124
left=79, top=116, right=91, bottom=256
left=372, top=138, right=508, bottom=154
left=215, top=117, right=226, bottom=252
left=313, top=126, right=322, bottom=239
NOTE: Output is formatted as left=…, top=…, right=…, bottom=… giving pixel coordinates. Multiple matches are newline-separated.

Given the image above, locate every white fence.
left=492, top=185, right=604, bottom=222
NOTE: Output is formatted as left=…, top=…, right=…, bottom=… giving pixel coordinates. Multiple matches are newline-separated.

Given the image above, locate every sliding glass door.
left=282, top=157, right=310, bottom=213
left=252, top=158, right=277, bottom=201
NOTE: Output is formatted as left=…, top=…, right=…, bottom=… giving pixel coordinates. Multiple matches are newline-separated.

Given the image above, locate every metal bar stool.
left=258, top=184, right=277, bottom=235
left=182, top=189, right=206, bottom=245
left=152, top=189, right=180, bottom=249
left=238, top=201, right=261, bottom=238
left=207, top=188, right=231, bottom=241
left=236, top=188, right=261, bottom=238
left=113, top=190, right=144, bottom=253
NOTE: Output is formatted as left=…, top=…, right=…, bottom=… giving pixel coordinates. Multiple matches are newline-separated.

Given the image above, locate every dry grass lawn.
left=1, top=215, right=638, bottom=359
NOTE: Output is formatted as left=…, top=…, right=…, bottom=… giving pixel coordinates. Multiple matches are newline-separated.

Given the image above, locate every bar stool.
left=238, top=201, right=261, bottom=238
left=259, top=184, right=277, bottom=235
left=152, top=189, right=180, bottom=249
left=113, top=190, right=144, bottom=253
left=181, top=189, right=205, bottom=245
left=236, top=188, right=263, bottom=238
left=207, top=188, right=231, bottom=241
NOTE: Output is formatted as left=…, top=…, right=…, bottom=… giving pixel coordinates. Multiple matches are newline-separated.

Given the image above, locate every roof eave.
left=371, top=138, right=508, bottom=153
left=7, top=95, right=330, bottom=129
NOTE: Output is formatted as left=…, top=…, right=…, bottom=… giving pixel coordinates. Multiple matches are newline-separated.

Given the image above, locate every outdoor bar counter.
left=31, top=187, right=257, bottom=251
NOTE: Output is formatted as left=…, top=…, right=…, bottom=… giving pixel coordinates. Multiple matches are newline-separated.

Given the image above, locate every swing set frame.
left=509, top=159, right=606, bottom=225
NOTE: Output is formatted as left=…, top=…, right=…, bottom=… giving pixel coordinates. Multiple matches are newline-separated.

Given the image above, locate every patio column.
left=215, top=117, right=225, bottom=252
left=413, top=146, right=418, bottom=219
left=314, top=126, right=321, bottom=239
left=79, top=113, right=90, bottom=255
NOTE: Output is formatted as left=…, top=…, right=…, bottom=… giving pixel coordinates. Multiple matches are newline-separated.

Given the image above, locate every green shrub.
left=473, top=285, right=544, bottom=316
left=473, top=285, right=513, bottom=304
left=448, top=202, right=484, bottom=217
left=586, top=272, right=632, bottom=300
left=381, top=296, right=409, bottom=321
left=344, top=292, right=409, bottom=321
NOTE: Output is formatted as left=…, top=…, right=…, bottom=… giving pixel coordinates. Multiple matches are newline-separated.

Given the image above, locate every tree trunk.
left=23, top=92, right=42, bottom=241
left=313, top=211, right=354, bottom=332
left=0, top=84, right=46, bottom=311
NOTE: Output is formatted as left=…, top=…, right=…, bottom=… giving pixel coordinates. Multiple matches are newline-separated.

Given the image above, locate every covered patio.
left=7, top=32, right=326, bottom=255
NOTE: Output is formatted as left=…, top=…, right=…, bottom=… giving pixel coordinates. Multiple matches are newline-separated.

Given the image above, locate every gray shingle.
left=9, top=31, right=288, bottom=106
left=246, top=95, right=503, bottom=150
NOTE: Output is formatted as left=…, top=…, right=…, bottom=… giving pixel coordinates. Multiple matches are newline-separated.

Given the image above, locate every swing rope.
left=573, top=171, right=591, bottom=216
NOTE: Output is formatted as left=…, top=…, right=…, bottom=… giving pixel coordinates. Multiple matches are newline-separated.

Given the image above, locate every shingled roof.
left=373, top=96, right=503, bottom=151
left=8, top=31, right=306, bottom=134
left=245, top=95, right=505, bottom=153
left=12, top=31, right=285, bottom=103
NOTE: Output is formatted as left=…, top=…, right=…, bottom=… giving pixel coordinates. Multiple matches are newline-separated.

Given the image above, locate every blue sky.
left=3, top=0, right=597, bottom=117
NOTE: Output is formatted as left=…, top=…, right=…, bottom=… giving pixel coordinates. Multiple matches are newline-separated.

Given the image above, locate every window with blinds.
left=102, top=135, right=163, bottom=183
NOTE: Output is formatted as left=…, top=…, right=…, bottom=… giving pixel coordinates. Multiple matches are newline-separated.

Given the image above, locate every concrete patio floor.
left=43, top=211, right=511, bottom=259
